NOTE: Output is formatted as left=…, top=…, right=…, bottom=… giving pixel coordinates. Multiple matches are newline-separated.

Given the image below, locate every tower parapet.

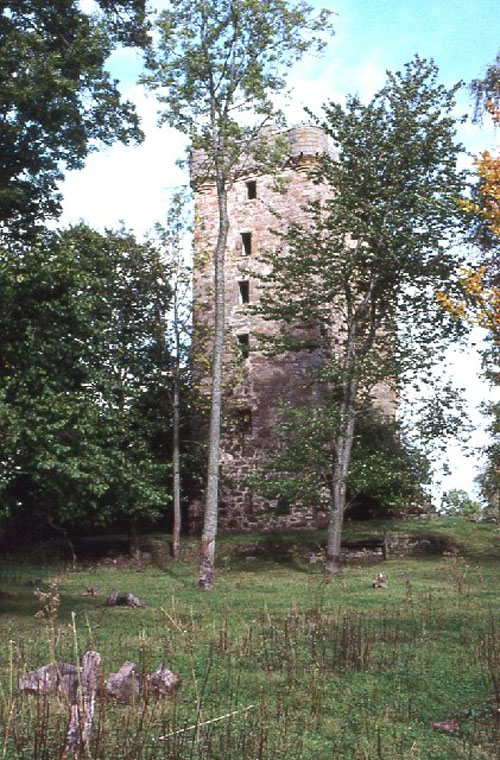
left=288, top=124, right=331, bottom=160
left=190, top=124, right=332, bottom=188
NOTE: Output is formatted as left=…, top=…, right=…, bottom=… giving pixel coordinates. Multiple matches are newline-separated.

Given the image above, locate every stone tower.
left=189, top=125, right=337, bottom=533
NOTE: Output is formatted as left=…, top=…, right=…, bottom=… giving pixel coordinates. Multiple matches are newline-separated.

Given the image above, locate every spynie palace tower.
left=189, top=125, right=392, bottom=534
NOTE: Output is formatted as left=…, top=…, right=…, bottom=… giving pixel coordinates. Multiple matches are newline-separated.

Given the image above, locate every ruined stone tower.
left=189, top=126, right=336, bottom=533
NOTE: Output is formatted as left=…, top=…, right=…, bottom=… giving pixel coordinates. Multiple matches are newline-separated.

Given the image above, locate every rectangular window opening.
left=246, top=180, right=257, bottom=200
left=241, top=231, right=252, bottom=256
left=237, top=333, right=249, bottom=359
left=238, top=280, right=250, bottom=304
left=235, top=408, right=252, bottom=434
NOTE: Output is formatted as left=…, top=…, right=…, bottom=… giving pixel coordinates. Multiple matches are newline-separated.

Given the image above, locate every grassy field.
left=0, top=518, right=498, bottom=759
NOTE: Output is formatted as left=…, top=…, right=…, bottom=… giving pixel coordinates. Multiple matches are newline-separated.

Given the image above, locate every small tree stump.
left=106, top=589, right=146, bottom=608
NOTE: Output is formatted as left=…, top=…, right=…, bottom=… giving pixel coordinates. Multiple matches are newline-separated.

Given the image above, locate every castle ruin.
left=189, top=125, right=394, bottom=533
left=189, top=125, right=337, bottom=533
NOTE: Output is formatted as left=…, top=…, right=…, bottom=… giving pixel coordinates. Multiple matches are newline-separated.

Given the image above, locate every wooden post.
left=64, top=651, right=101, bottom=757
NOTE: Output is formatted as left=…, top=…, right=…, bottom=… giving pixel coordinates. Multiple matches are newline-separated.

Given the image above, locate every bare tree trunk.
left=198, top=171, right=229, bottom=590
left=325, top=377, right=358, bottom=575
left=172, top=371, right=181, bottom=559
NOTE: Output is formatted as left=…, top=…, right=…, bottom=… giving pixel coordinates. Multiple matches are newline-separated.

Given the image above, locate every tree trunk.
left=172, top=372, right=181, bottom=559
left=198, top=170, right=229, bottom=590
left=325, top=378, right=358, bottom=574
left=129, top=516, right=140, bottom=559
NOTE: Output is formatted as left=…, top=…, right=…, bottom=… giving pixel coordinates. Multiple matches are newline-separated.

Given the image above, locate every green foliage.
left=476, top=402, right=500, bottom=519
left=246, top=404, right=429, bottom=517
left=258, top=57, right=468, bottom=373
left=347, top=414, right=431, bottom=516
left=143, top=0, right=332, bottom=152
left=0, top=0, right=145, bottom=242
left=470, top=49, right=500, bottom=120
left=252, top=57, right=469, bottom=570
left=0, top=225, right=172, bottom=532
left=440, top=489, right=482, bottom=518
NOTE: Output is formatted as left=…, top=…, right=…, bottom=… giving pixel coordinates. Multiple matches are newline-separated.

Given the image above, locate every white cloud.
left=59, top=88, right=188, bottom=238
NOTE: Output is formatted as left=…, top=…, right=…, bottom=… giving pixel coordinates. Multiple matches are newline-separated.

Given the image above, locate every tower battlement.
left=190, top=124, right=333, bottom=188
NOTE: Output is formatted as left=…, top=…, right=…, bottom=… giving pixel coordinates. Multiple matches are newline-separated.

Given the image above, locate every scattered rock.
left=309, top=550, right=324, bottom=564
left=432, top=720, right=460, bottom=733
left=106, top=661, right=141, bottom=701
left=83, top=587, right=99, bottom=597
left=149, top=665, right=182, bottom=696
left=106, top=661, right=181, bottom=702
left=372, top=572, right=388, bottom=589
left=18, top=662, right=78, bottom=701
left=19, top=656, right=180, bottom=706
left=106, top=589, right=146, bottom=608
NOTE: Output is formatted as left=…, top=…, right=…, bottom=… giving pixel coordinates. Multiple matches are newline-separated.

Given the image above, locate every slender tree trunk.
left=129, top=516, right=140, bottom=559
left=198, top=170, right=229, bottom=589
left=172, top=369, right=181, bottom=559
left=325, top=377, right=358, bottom=574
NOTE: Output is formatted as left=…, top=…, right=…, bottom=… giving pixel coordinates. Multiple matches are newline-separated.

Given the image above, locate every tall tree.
left=254, top=58, right=468, bottom=573
left=442, top=53, right=500, bottom=517
left=0, top=0, right=146, bottom=243
left=143, top=0, right=333, bottom=588
left=154, top=192, right=193, bottom=559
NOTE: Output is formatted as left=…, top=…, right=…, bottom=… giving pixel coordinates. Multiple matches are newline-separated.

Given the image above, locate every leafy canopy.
left=258, top=58, right=468, bottom=388
left=440, top=489, right=481, bottom=518
left=143, top=0, right=333, bottom=160
left=0, top=1, right=145, bottom=242
left=0, top=225, right=172, bottom=532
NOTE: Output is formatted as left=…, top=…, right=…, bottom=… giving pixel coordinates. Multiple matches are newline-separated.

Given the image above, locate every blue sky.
left=66, top=0, right=500, bottom=502
left=327, top=0, right=499, bottom=87
left=69, top=0, right=500, bottom=229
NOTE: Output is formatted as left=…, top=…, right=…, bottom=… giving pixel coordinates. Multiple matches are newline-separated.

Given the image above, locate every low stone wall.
left=235, top=533, right=459, bottom=564
left=385, top=534, right=458, bottom=557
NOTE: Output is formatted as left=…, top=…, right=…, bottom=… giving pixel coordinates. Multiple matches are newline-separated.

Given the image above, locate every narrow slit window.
left=241, top=232, right=252, bottom=256
left=235, top=408, right=252, bottom=434
left=237, top=333, right=249, bottom=359
left=238, top=280, right=250, bottom=304
left=246, top=180, right=257, bottom=200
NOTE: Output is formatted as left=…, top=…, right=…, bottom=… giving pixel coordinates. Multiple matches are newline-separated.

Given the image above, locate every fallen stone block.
left=106, top=661, right=181, bottom=702
left=148, top=665, right=182, bottom=695
left=18, top=662, right=78, bottom=701
left=105, top=661, right=141, bottom=701
left=106, top=589, right=146, bottom=608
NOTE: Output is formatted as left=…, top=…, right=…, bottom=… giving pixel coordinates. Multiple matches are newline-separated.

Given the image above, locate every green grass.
left=0, top=518, right=498, bottom=759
